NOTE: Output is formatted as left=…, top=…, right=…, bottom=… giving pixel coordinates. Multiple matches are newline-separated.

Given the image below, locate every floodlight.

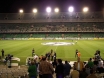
left=46, top=7, right=51, bottom=13
left=83, top=7, right=89, bottom=12
left=33, top=9, right=37, bottom=13
left=54, top=8, right=59, bottom=13
left=68, top=6, right=74, bottom=12
left=19, top=9, right=23, bottom=13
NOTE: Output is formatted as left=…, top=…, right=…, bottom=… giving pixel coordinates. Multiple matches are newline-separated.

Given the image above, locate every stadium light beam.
left=46, top=7, right=51, bottom=13
left=54, top=8, right=59, bottom=13
left=83, top=7, right=89, bottom=12
left=68, top=6, right=74, bottom=12
left=33, top=8, right=37, bottom=13
left=19, top=9, right=23, bottom=13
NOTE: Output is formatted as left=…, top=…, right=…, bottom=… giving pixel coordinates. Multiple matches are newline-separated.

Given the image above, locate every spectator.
left=28, top=61, right=37, bottom=78
left=74, top=57, right=84, bottom=71
left=64, top=61, right=71, bottom=78
left=97, top=49, right=100, bottom=56
left=94, top=51, right=98, bottom=58
left=39, top=55, right=43, bottom=62
left=85, top=66, right=91, bottom=75
left=32, top=48, right=35, bottom=57
left=75, top=49, right=78, bottom=58
left=53, top=52, right=56, bottom=60
left=4, top=55, right=8, bottom=65
left=1, top=49, right=4, bottom=58
left=55, top=59, right=64, bottom=78
left=7, top=59, right=11, bottom=68
left=27, top=58, right=31, bottom=66
left=52, top=59, right=57, bottom=68
left=93, top=58, right=98, bottom=66
left=39, top=56, right=54, bottom=78
left=87, top=58, right=94, bottom=69
left=86, top=69, right=97, bottom=78
left=70, top=67, right=79, bottom=78
left=47, top=52, right=51, bottom=61
left=51, top=51, right=54, bottom=61
left=45, top=52, right=48, bottom=58
left=79, top=68, right=88, bottom=78
left=77, top=51, right=81, bottom=58
left=98, top=60, right=103, bottom=73
left=34, top=55, right=38, bottom=60
left=93, top=58, right=98, bottom=72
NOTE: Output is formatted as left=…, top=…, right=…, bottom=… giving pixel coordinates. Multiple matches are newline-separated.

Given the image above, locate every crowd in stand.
left=27, top=49, right=104, bottom=78
left=1, top=23, right=104, bottom=33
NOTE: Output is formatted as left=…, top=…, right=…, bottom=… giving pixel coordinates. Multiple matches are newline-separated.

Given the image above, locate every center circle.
left=41, top=42, right=75, bottom=46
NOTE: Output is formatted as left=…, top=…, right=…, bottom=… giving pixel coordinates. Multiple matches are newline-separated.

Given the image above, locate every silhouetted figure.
left=32, top=48, right=35, bottom=57
left=53, top=52, right=56, bottom=60
left=51, top=51, right=54, bottom=61
left=55, top=59, right=64, bottom=78
left=1, top=49, right=4, bottom=58
left=86, top=69, right=97, bottom=78
left=75, top=49, right=78, bottom=58
left=97, top=49, right=100, bottom=56
left=47, top=52, right=51, bottom=61
left=64, top=61, right=71, bottom=77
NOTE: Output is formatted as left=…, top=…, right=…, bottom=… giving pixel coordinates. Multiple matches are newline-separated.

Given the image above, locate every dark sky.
left=0, top=0, right=104, bottom=13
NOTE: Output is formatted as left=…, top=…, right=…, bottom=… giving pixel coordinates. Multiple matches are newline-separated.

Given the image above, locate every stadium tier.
left=0, top=33, right=104, bottom=39
left=0, top=22, right=104, bottom=32
left=0, top=12, right=104, bottom=39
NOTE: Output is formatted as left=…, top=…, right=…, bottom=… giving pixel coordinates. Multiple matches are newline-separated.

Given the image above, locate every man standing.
left=64, top=61, right=71, bottom=77
left=74, top=57, right=84, bottom=71
left=70, top=67, right=79, bottom=78
left=55, top=59, right=64, bottom=78
left=77, top=51, right=81, bottom=58
left=51, top=51, right=54, bottom=61
left=75, top=49, right=78, bottom=58
left=86, top=69, right=97, bottom=78
left=39, top=56, right=54, bottom=78
left=53, top=52, right=56, bottom=60
left=1, top=49, right=4, bottom=58
left=32, top=48, right=35, bottom=57
left=28, top=61, right=37, bottom=78
left=97, top=49, right=100, bottom=56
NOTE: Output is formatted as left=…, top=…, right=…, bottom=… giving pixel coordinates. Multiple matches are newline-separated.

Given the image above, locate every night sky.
left=0, top=0, right=104, bottom=13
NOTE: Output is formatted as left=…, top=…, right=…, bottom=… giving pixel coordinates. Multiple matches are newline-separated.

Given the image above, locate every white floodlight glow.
left=19, top=9, right=23, bottom=13
left=54, top=8, right=59, bottom=12
left=68, top=6, right=74, bottom=12
left=46, top=7, right=51, bottom=13
left=33, top=9, right=37, bottom=13
left=83, top=7, right=89, bottom=12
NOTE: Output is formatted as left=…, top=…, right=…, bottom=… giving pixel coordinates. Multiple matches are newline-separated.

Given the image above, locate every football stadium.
left=0, top=0, right=104, bottom=78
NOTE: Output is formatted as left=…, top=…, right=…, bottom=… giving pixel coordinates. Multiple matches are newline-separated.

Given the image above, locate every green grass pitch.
left=0, top=39, right=104, bottom=65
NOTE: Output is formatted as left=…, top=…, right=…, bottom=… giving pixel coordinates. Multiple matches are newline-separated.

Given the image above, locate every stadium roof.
left=0, top=0, right=104, bottom=13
